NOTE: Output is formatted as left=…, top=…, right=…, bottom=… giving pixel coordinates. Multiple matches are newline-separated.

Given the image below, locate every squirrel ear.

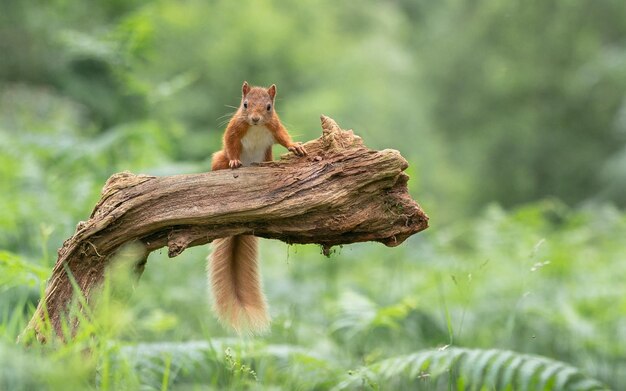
left=242, top=81, right=250, bottom=97
left=267, top=84, right=276, bottom=100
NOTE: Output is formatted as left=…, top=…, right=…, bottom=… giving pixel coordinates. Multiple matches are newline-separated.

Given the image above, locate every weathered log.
left=23, top=115, right=429, bottom=342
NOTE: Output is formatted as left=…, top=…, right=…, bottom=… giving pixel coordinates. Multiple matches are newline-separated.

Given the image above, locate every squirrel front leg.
left=268, top=118, right=307, bottom=156
left=223, top=119, right=248, bottom=168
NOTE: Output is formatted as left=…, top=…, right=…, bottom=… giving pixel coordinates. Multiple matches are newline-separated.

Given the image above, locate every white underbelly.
left=240, top=125, right=275, bottom=166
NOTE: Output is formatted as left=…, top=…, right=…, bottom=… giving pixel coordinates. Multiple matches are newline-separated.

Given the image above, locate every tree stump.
left=23, top=115, right=429, bottom=342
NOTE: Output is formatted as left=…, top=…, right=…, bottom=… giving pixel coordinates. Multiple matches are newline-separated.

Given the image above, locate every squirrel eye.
left=243, top=101, right=248, bottom=109
left=266, top=104, right=271, bottom=111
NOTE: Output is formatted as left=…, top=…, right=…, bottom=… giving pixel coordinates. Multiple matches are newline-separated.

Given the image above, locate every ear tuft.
left=267, top=84, right=277, bottom=100
left=242, top=81, right=250, bottom=96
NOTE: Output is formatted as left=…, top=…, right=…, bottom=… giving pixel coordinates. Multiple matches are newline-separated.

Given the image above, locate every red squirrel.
left=209, top=81, right=306, bottom=334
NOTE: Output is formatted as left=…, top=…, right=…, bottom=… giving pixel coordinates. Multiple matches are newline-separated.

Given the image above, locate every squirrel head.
left=240, top=81, right=277, bottom=126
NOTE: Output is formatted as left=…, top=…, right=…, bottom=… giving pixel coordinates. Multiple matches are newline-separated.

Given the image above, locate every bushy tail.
left=208, top=235, right=270, bottom=335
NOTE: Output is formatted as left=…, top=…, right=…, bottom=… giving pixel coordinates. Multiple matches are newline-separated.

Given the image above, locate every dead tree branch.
left=23, top=115, right=429, bottom=342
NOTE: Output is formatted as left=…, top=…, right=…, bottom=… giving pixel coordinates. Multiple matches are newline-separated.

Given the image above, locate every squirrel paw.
left=229, top=159, right=242, bottom=168
left=288, top=143, right=307, bottom=157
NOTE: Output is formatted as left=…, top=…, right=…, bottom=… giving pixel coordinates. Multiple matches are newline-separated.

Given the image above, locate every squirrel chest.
left=240, top=125, right=275, bottom=165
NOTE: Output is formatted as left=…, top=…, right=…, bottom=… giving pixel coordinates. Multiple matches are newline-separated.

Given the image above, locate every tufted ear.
left=242, top=81, right=250, bottom=97
left=267, top=84, right=276, bottom=100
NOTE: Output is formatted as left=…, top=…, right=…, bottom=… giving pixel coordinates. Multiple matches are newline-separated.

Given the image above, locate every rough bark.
left=22, top=115, right=429, bottom=342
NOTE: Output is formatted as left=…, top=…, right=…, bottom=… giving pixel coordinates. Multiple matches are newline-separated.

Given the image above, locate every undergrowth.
left=1, top=201, right=621, bottom=390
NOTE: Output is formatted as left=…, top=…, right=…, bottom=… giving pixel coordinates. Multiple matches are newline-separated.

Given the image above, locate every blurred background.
left=1, top=0, right=626, bottom=389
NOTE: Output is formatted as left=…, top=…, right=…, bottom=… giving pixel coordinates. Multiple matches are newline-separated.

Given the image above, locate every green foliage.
left=0, top=84, right=183, bottom=257
left=2, top=202, right=625, bottom=389
left=336, top=347, right=609, bottom=391
left=4, top=0, right=625, bottom=215
left=419, top=0, right=626, bottom=209
left=0, top=250, right=48, bottom=290
left=1, top=0, right=625, bottom=389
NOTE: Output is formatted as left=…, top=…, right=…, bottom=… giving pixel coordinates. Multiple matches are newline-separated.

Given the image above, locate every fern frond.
left=334, top=347, right=609, bottom=391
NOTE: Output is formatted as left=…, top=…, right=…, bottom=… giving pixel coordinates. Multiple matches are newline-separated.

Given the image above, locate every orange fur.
left=208, top=81, right=307, bottom=335
left=209, top=235, right=269, bottom=334
left=266, top=114, right=293, bottom=149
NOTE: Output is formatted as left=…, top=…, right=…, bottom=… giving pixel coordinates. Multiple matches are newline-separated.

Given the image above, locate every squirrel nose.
left=251, top=116, right=261, bottom=124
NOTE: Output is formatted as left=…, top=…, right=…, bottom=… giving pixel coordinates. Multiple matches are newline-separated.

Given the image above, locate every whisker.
left=215, top=108, right=238, bottom=127
left=216, top=112, right=235, bottom=120
left=217, top=117, right=232, bottom=126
